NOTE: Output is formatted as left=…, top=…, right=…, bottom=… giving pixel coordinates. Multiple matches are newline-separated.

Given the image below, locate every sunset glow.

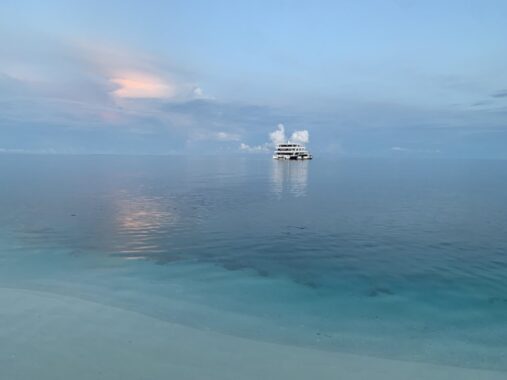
left=111, top=72, right=174, bottom=99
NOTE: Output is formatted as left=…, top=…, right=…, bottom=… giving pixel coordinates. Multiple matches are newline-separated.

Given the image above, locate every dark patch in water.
left=154, top=255, right=182, bottom=265
left=21, top=226, right=55, bottom=234
left=368, top=287, right=394, bottom=297
left=222, top=260, right=248, bottom=272
left=488, top=296, right=507, bottom=304
left=294, top=277, right=321, bottom=289
left=288, top=225, right=307, bottom=230
left=256, top=269, right=270, bottom=277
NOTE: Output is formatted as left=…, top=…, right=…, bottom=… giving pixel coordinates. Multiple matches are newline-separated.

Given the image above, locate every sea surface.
left=1, top=155, right=506, bottom=371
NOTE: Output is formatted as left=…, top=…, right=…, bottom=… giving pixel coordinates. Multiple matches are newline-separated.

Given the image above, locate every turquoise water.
left=1, top=155, right=506, bottom=370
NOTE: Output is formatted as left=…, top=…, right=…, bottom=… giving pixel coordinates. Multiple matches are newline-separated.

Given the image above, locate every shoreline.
left=1, top=287, right=505, bottom=380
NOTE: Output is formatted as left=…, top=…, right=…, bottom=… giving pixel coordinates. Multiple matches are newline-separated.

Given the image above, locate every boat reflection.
left=271, top=160, right=309, bottom=198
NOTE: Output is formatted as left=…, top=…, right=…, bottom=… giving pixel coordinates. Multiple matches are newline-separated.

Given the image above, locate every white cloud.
left=290, top=130, right=309, bottom=144
left=267, top=123, right=309, bottom=145
left=215, top=131, right=240, bottom=141
left=269, top=123, right=286, bottom=145
left=190, top=130, right=240, bottom=142
left=193, top=86, right=204, bottom=97
left=239, top=143, right=269, bottom=152
left=390, top=146, right=441, bottom=154
left=0, top=147, right=58, bottom=154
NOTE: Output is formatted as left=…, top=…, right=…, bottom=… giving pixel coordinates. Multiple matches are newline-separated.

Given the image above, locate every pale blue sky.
left=1, top=1, right=507, bottom=156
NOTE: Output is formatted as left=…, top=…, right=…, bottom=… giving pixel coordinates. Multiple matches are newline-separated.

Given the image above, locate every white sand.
left=1, top=287, right=505, bottom=380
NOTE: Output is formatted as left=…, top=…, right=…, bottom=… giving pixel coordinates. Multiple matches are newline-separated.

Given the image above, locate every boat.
left=273, top=142, right=312, bottom=160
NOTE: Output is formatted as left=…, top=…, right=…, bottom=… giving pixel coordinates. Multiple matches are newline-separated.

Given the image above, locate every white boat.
left=273, top=142, right=312, bottom=160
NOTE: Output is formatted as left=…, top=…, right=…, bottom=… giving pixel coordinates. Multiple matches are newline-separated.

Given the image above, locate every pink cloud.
left=110, top=71, right=175, bottom=99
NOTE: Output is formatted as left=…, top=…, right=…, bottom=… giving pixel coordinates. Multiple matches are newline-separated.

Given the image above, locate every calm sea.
left=1, top=155, right=506, bottom=370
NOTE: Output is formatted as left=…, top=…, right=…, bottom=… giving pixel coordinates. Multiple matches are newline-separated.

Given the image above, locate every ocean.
left=1, top=155, right=506, bottom=377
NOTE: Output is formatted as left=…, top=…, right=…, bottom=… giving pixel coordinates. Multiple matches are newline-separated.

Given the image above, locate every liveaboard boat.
left=273, top=143, right=312, bottom=160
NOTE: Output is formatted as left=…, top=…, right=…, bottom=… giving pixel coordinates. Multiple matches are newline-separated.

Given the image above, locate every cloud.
left=290, top=130, right=309, bottom=144
left=239, top=124, right=280, bottom=153
left=215, top=131, right=240, bottom=141
left=0, top=35, right=205, bottom=106
left=191, top=130, right=240, bottom=142
left=3, top=34, right=507, bottom=157
left=239, top=143, right=268, bottom=152
left=266, top=123, right=310, bottom=145
left=0, top=147, right=57, bottom=154
left=269, top=123, right=286, bottom=145
left=109, top=72, right=206, bottom=101
left=391, top=146, right=409, bottom=151
left=193, top=87, right=204, bottom=97
left=390, top=146, right=441, bottom=154
left=471, top=100, right=493, bottom=107
left=268, top=123, right=309, bottom=145
left=491, top=90, right=507, bottom=98
left=110, top=71, right=176, bottom=99
left=0, top=35, right=221, bottom=153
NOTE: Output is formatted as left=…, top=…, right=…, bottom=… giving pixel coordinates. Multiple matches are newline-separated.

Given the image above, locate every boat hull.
left=273, top=155, right=312, bottom=160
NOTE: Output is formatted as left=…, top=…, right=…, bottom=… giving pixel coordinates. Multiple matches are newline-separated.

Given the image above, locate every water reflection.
left=271, top=160, right=309, bottom=197
left=114, top=192, right=177, bottom=258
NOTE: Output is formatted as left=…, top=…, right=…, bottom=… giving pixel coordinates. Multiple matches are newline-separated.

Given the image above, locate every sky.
left=1, top=0, right=507, bottom=157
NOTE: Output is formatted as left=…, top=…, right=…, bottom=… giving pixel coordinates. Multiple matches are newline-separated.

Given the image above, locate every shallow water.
left=1, top=155, right=506, bottom=371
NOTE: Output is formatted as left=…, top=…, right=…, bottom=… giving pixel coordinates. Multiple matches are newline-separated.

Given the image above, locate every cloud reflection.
left=114, top=193, right=177, bottom=259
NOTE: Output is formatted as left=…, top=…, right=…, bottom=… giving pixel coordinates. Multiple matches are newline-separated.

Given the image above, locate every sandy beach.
left=1, top=287, right=505, bottom=380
